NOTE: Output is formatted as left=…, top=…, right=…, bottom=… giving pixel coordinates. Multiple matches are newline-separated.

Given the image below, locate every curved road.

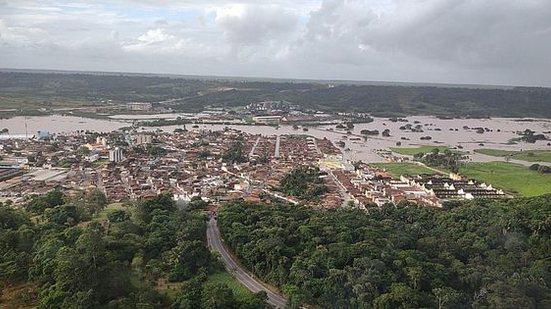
left=206, top=217, right=287, bottom=308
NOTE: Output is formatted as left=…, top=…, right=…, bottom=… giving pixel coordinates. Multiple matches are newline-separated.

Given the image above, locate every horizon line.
left=1, top=66, right=547, bottom=90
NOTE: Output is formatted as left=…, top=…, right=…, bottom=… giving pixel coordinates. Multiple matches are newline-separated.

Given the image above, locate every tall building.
left=109, top=147, right=124, bottom=163
left=134, top=134, right=152, bottom=145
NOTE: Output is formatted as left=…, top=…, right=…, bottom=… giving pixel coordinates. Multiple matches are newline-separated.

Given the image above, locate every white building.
left=134, top=134, right=152, bottom=145
left=109, top=147, right=124, bottom=163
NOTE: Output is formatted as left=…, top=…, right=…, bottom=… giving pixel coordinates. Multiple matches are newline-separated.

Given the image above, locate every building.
left=126, top=102, right=152, bottom=111
left=134, top=134, right=152, bottom=145
left=96, top=136, right=108, bottom=146
left=0, top=134, right=34, bottom=140
left=109, top=147, right=124, bottom=163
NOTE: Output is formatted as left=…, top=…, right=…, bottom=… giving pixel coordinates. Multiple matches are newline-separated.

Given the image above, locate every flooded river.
left=1, top=115, right=550, bottom=163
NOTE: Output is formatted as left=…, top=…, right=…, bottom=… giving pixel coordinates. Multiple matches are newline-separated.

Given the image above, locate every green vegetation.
left=0, top=192, right=267, bottom=308
left=459, top=162, right=551, bottom=196
left=2, top=71, right=551, bottom=117
left=218, top=198, right=551, bottom=308
left=516, top=129, right=549, bottom=143
left=390, top=145, right=463, bottom=156
left=222, top=142, right=248, bottom=164
left=91, top=158, right=109, bottom=168
left=279, top=166, right=328, bottom=201
left=415, top=148, right=465, bottom=173
left=390, top=147, right=465, bottom=173
left=529, top=164, right=551, bottom=174
left=370, top=163, right=439, bottom=177
left=205, top=271, right=258, bottom=303
left=134, top=145, right=168, bottom=157
left=475, top=148, right=551, bottom=163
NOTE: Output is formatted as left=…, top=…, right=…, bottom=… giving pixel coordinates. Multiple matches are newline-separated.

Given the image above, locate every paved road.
left=329, top=171, right=354, bottom=208
left=249, top=136, right=261, bottom=157
left=274, top=135, right=281, bottom=158
left=207, top=217, right=288, bottom=308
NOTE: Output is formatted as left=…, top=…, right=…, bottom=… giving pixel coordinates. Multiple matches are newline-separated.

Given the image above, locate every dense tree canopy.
left=218, top=196, right=551, bottom=308
left=0, top=192, right=262, bottom=308
left=3, top=72, right=551, bottom=117
left=222, top=142, right=248, bottom=164
left=279, top=167, right=328, bottom=201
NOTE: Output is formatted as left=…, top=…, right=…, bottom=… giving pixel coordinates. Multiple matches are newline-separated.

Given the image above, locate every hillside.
left=1, top=71, right=551, bottom=117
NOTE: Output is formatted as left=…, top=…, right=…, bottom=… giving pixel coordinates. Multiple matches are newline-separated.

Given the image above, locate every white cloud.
left=137, top=28, right=175, bottom=44
left=1, top=0, right=551, bottom=86
left=215, top=4, right=299, bottom=46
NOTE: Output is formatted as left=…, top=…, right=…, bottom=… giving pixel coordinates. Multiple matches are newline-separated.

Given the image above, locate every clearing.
left=206, top=271, right=257, bottom=302
left=390, top=145, right=465, bottom=156
left=458, top=162, right=551, bottom=197
left=474, top=149, right=551, bottom=163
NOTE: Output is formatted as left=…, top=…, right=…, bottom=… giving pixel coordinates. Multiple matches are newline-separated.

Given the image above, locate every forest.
left=278, top=167, right=328, bottom=201
left=0, top=192, right=267, bottom=308
left=217, top=196, right=551, bottom=308
left=2, top=71, right=551, bottom=118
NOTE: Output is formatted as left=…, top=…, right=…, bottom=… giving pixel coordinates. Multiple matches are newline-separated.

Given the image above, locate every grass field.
left=96, top=202, right=126, bottom=220
left=390, top=145, right=464, bottom=156
left=458, top=162, right=551, bottom=197
left=474, top=149, right=551, bottom=163
left=370, top=163, right=439, bottom=177
left=206, top=271, right=255, bottom=301
left=91, top=159, right=109, bottom=168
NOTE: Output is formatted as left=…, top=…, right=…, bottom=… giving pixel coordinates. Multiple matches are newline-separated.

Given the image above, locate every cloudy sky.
left=1, top=0, right=550, bottom=86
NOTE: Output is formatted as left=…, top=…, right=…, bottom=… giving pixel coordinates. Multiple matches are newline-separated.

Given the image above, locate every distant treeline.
left=1, top=71, right=551, bottom=117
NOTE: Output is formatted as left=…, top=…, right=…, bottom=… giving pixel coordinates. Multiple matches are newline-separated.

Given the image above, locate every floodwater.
left=1, top=114, right=550, bottom=163
left=0, top=115, right=128, bottom=135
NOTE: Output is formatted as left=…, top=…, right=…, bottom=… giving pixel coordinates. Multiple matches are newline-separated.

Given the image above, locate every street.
left=206, top=217, right=288, bottom=308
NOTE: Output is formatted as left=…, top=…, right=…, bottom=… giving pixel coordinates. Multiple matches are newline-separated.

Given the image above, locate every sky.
left=1, top=0, right=551, bottom=86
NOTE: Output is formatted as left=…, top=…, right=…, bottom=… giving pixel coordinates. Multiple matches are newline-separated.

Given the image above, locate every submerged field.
left=458, top=161, right=551, bottom=196
left=475, top=149, right=551, bottom=163
left=390, top=145, right=465, bottom=156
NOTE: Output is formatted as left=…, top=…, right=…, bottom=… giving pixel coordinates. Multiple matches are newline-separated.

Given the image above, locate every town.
left=0, top=125, right=506, bottom=209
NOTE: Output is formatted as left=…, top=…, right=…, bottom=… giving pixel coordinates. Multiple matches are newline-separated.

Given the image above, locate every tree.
left=86, top=189, right=108, bottom=215
left=107, top=209, right=130, bottom=223
left=172, top=276, right=203, bottom=309
left=168, top=240, right=212, bottom=281
left=433, top=287, right=460, bottom=309
left=201, top=283, right=237, bottom=309
left=188, top=196, right=208, bottom=210
left=222, top=142, right=247, bottom=164
left=279, top=167, right=327, bottom=201
left=78, top=146, right=91, bottom=156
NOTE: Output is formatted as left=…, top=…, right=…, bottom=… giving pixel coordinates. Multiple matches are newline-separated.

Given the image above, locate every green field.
left=370, top=163, right=439, bottom=177
left=390, top=145, right=464, bottom=156
left=458, top=162, right=551, bottom=196
left=206, top=271, right=255, bottom=301
left=91, top=159, right=109, bottom=168
left=95, top=202, right=126, bottom=220
left=474, top=149, right=551, bottom=163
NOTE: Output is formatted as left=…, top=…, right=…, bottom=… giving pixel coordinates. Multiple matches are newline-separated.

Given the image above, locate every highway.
left=206, top=217, right=288, bottom=308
